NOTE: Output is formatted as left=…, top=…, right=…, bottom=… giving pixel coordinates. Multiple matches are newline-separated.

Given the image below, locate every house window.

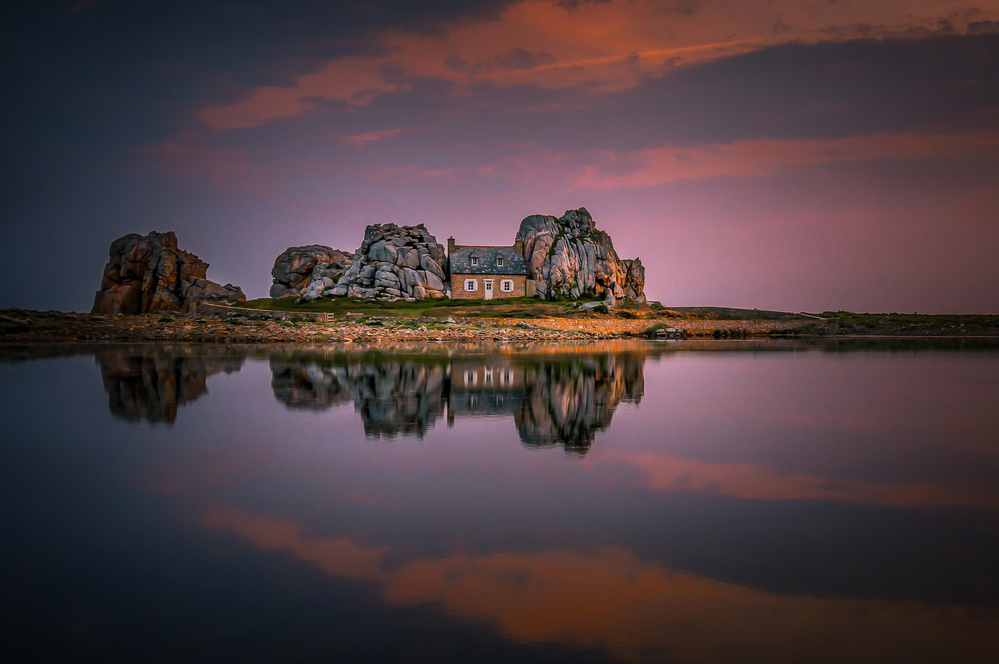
left=465, top=279, right=477, bottom=292
left=497, top=257, right=504, bottom=267
left=501, top=280, right=514, bottom=292
left=470, top=256, right=479, bottom=267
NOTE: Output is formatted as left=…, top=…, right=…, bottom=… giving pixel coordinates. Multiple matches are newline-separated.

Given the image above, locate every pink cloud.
left=575, top=133, right=999, bottom=188
left=343, top=127, right=407, bottom=147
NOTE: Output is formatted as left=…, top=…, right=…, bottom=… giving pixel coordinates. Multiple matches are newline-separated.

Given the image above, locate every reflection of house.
left=447, top=236, right=530, bottom=299
left=448, top=360, right=530, bottom=422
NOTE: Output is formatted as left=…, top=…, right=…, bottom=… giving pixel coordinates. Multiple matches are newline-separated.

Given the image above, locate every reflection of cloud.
left=202, top=507, right=999, bottom=664
left=599, top=449, right=999, bottom=509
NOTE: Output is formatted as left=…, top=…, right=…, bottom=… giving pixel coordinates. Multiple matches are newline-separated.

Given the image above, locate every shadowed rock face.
left=330, top=223, right=449, bottom=300
left=96, top=347, right=246, bottom=424
left=270, top=245, right=354, bottom=300
left=92, top=231, right=244, bottom=315
left=518, top=208, right=645, bottom=302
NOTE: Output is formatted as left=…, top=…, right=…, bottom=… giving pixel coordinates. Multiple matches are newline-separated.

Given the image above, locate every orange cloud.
left=202, top=507, right=999, bottom=664
left=197, top=0, right=999, bottom=130
left=575, top=133, right=999, bottom=188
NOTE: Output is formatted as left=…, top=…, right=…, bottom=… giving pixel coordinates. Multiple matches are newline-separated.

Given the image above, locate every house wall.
left=450, top=274, right=527, bottom=299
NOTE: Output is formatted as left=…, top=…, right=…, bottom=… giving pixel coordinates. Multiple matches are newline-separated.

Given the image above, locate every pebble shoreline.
left=3, top=310, right=997, bottom=344
left=1, top=311, right=807, bottom=344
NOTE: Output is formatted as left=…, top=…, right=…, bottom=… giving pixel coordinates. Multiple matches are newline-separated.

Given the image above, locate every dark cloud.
left=445, top=54, right=471, bottom=72
left=558, top=0, right=613, bottom=11
left=471, top=48, right=557, bottom=74
left=967, top=20, right=999, bottom=34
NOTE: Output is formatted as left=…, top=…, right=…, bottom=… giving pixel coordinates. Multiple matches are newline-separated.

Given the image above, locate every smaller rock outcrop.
left=269, top=245, right=353, bottom=299
left=330, top=223, right=449, bottom=300
left=92, top=231, right=244, bottom=315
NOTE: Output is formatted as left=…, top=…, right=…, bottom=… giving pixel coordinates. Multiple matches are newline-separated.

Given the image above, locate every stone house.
left=447, top=236, right=531, bottom=299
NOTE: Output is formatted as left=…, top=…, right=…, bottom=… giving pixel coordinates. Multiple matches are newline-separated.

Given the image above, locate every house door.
left=484, top=280, right=494, bottom=300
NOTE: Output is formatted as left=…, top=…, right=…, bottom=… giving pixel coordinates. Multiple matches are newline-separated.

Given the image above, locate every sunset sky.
left=4, top=0, right=999, bottom=312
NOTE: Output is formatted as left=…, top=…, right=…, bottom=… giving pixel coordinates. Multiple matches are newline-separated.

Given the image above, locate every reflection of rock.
left=270, top=357, right=447, bottom=437
left=515, top=355, right=644, bottom=455
left=92, top=231, right=245, bottom=314
left=96, top=347, right=246, bottom=424
left=268, top=349, right=647, bottom=450
left=271, top=362, right=352, bottom=411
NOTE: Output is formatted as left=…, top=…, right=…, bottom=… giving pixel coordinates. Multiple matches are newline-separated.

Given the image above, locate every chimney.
left=447, top=236, right=455, bottom=255
left=514, top=234, right=523, bottom=256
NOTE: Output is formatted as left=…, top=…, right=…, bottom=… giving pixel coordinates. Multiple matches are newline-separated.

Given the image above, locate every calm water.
left=2, top=340, right=998, bottom=663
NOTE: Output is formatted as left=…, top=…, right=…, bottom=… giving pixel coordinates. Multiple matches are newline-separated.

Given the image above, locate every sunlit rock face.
left=96, top=347, right=246, bottom=424
left=518, top=208, right=645, bottom=302
left=269, top=357, right=448, bottom=437
left=515, top=354, right=645, bottom=455
left=330, top=223, right=449, bottom=300
left=269, top=245, right=354, bottom=300
left=92, top=231, right=245, bottom=315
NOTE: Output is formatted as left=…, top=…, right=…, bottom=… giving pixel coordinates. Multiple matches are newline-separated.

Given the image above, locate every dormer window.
left=470, top=256, right=479, bottom=267
left=497, top=257, right=504, bottom=267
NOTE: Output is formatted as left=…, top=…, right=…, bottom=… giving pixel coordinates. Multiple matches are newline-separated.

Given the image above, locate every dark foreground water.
left=2, top=339, right=998, bottom=663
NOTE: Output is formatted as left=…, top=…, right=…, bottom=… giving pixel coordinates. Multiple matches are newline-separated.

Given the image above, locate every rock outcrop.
left=269, top=245, right=353, bottom=299
left=330, top=223, right=448, bottom=300
left=92, top=231, right=244, bottom=315
left=517, top=207, right=645, bottom=302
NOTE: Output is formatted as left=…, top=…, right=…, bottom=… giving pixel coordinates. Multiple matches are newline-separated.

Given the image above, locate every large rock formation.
left=518, top=207, right=645, bottom=302
left=330, top=223, right=448, bottom=300
left=92, top=231, right=244, bottom=315
left=269, top=245, right=353, bottom=299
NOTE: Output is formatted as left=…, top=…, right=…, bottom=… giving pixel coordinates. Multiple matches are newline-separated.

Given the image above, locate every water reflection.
left=269, top=346, right=648, bottom=453
left=96, top=345, right=246, bottom=423
left=3, top=340, right=999, bottom=663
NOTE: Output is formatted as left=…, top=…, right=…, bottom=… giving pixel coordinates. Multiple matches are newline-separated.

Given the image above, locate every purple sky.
left=3, top=0, right=999, bottom=312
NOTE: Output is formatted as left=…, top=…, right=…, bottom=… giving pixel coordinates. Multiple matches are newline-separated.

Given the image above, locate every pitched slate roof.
left=450, top=245, right=527, bottom=275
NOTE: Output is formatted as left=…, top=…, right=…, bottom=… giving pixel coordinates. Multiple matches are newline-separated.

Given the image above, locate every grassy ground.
left=231, top=296, right=573, bottom=318
left=812, top=311, right=999, bottom=332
